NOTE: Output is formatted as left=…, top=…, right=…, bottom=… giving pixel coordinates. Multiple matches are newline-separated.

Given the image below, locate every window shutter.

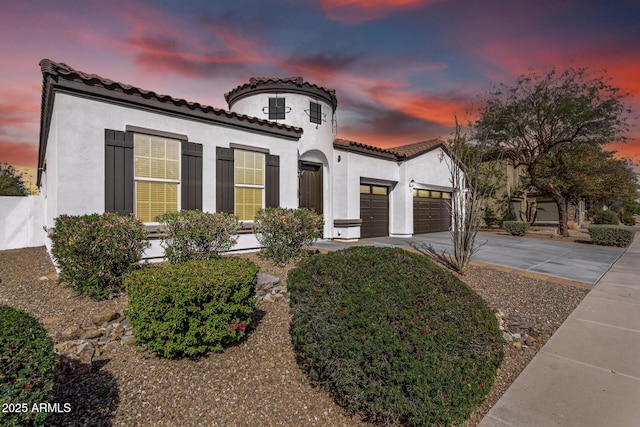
left=181, top=141, right=203, bottom=211
left=216, top=147, right=234, bottom=214
left=265, top=154, right=280, bottom=208
left=105, top=129, right=134, bottom=215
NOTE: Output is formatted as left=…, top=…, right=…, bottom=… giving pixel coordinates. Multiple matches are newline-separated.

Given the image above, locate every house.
left=36, top=59, right=456, bottom=259
left=486, top=161, right=585, bottom=226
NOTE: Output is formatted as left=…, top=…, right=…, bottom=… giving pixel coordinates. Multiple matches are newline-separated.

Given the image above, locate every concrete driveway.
left=313, top=231, right=625, bottom=285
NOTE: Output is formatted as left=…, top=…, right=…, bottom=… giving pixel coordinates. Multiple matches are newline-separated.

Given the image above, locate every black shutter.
left=181, top=141, right=203, bottom=211
left=265, top=154, right=280, bottom=208
left=105, top=129, right=134, bottom=215
left=216, top=147, right=234, bottom=214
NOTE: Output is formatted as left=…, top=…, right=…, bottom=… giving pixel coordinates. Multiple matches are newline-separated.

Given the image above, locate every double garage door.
left=360, top=185, right=452, bottom=238
left=413, top=189, right=451, bottom=234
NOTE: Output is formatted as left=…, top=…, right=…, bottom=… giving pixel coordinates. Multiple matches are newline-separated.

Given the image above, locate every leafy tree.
left=474, top=67, right=631, bottom=236
left=536, top=144, right=637, bottom=209
left=0, top=162, right=28, bottom=196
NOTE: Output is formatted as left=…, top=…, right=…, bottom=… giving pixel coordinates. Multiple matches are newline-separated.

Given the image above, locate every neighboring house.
left=489, top=161, right=585, bottom=226
left=36, top=59, right=456, bottom=259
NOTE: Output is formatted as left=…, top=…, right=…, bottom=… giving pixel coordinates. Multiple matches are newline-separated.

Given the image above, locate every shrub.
left=125, top=258, right=258, bottom=359
left=591, top=209, right=619, bottom=225
left=620, top=210, right=636, bottom=226
left=588, top=225, right=636, bottom=247
left=157, top=210, right=240, bottom=264
left=503, top=221, right=529, bottom=236
left=483, top=205, right=499, bottom=228
left=288, top=247, right=503, bottom=426
left=254, top=208, right=323, bottom=264
left=1, top=305, right=58, bottom=426
left=51, top=213, right=149, bottom=299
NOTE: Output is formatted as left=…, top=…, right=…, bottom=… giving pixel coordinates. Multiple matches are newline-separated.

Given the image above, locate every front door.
left=299, top=162, right=323, bottom=215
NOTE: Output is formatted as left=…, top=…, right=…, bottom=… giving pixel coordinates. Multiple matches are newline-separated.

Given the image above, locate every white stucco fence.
left=0, top=196, right=46, bottom=250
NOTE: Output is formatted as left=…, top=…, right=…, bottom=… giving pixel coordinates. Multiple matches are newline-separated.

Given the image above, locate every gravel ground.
left=0, top=246, right=588, bottom=426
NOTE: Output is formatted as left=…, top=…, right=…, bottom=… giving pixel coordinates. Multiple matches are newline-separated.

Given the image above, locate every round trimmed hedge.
left=0, top=305, right=58, bottom=426
left=288, top=247, right=504, bottom=426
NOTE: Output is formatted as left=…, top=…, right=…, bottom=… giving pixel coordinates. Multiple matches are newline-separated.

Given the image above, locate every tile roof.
left=38, top=59, right=303, bottom=135
left=389, top=139, right=448, bottom=159
left=225, top=76, right=338, bottom=109
left=334, top=137, right=447, bottom=161
left=37, top=59, right=303, bottom=186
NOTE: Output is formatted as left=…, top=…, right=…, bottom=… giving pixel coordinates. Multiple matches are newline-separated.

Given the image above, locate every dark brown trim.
left=125, top=125, right=188, bottom=141
left=413, top=183, right=453, bottom=192
left=334, top=143, right=398, bottom=161
left=37, top=61, right=303, bottom=185
left=229, top=143, right=270, bottom=154
left=333, top=219, right=363, bottom=228
left=360, top=177, right=397, bottom=187
left=226, top=80, right=337, bottom=110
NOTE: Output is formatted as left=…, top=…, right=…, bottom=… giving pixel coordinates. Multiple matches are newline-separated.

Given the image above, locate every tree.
left=536, top=144, right=637, bottom=209
left=0, top=163, right=28, bottom=196
left=446, top=118, right=504, bottom=273
left=474, top=67, right=631, bottom=236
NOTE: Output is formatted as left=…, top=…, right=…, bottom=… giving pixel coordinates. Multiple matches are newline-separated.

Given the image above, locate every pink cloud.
left=0, top=141, right=38, bottom=169
left=319, top=0, right=441, bottom=23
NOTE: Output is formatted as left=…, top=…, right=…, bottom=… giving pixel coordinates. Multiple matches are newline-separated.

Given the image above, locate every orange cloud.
left=0, top=141, right=38, bottom=169
left=363, top=83, right=470, bottom=127
left=319, top=0, right=441, bottom=23
left=606, top=138, right=640, bottom=162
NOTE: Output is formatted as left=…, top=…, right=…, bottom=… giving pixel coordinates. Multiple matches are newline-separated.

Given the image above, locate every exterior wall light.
left=409, top=179, right=416, bottom=189
left=437, top=152, right=445, bottom=162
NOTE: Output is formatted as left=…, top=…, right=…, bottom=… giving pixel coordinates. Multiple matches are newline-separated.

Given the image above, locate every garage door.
left=413, top=189, right=451, bottom=234
left=360, top=184, right=389, bottom=238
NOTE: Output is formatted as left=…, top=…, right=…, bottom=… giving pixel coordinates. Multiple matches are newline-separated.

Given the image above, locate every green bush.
left=503, top=221, right=529, bottom=236
left=288, top=247, right=503, bottom=426
left=51, top=213, right=149, bottom=299
left=483, top=205, right=500, bottom=228
left=254, top=208, right=324, bottom=264
left=125, top=258, right=258, bottom=359
left=620, top=210, right=636, bottom=226
left=1, top=306, right=58, bottom=426
left=591, top=209, right=619, bottom=225
left=588, top=225, right=636, bottom=247
left=157, top=210, right=240, bottom=264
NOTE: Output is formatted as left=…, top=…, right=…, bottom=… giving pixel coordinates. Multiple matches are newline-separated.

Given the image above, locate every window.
left=310, top=101, right=322, bottom=125
left=268, top=97, right=286, bottom=120
left=360, top=184, right=388, bottom=195
left=234, top=150, right=265, bottom=221
left=134, top=134, right=180, bottom=223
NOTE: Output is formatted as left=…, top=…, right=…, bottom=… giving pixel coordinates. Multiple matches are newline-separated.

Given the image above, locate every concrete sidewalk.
left=479, top=237, right=640, bottom=427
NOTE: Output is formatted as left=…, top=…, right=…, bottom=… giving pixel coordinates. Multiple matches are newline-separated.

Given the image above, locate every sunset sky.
left=1, top=0, right=639, bottom=181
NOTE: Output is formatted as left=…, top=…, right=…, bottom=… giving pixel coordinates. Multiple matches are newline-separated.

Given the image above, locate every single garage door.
left=413, top=189, right=451, bottom=234
left=360, top=184, right=389, bottom=238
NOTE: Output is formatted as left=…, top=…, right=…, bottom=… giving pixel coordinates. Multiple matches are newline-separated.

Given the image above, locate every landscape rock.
left=255, top=273, right=287, bottom=302
left=121, top=335, right=136, bottom=346
left=54, top=340, right=95, bottom=375
left=91, top=308, right=119, bottom=326
left=80, top=327, right=102, bottom=340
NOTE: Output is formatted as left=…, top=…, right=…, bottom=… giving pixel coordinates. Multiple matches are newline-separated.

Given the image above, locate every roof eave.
left=36, top=73, right=303, bottom=186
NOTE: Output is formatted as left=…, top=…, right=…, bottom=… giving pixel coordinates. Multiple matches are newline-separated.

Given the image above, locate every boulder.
left=91, top=308, right=119, bottom=326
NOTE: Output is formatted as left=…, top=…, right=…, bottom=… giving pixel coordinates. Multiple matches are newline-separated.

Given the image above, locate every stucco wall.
left=231, top=92, right=336, bottom=238
left=332, top=147, right=454, bottom=239
left=44, top=93, right=299, bottom=244
left=0, top=196, right=45, bottom=250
